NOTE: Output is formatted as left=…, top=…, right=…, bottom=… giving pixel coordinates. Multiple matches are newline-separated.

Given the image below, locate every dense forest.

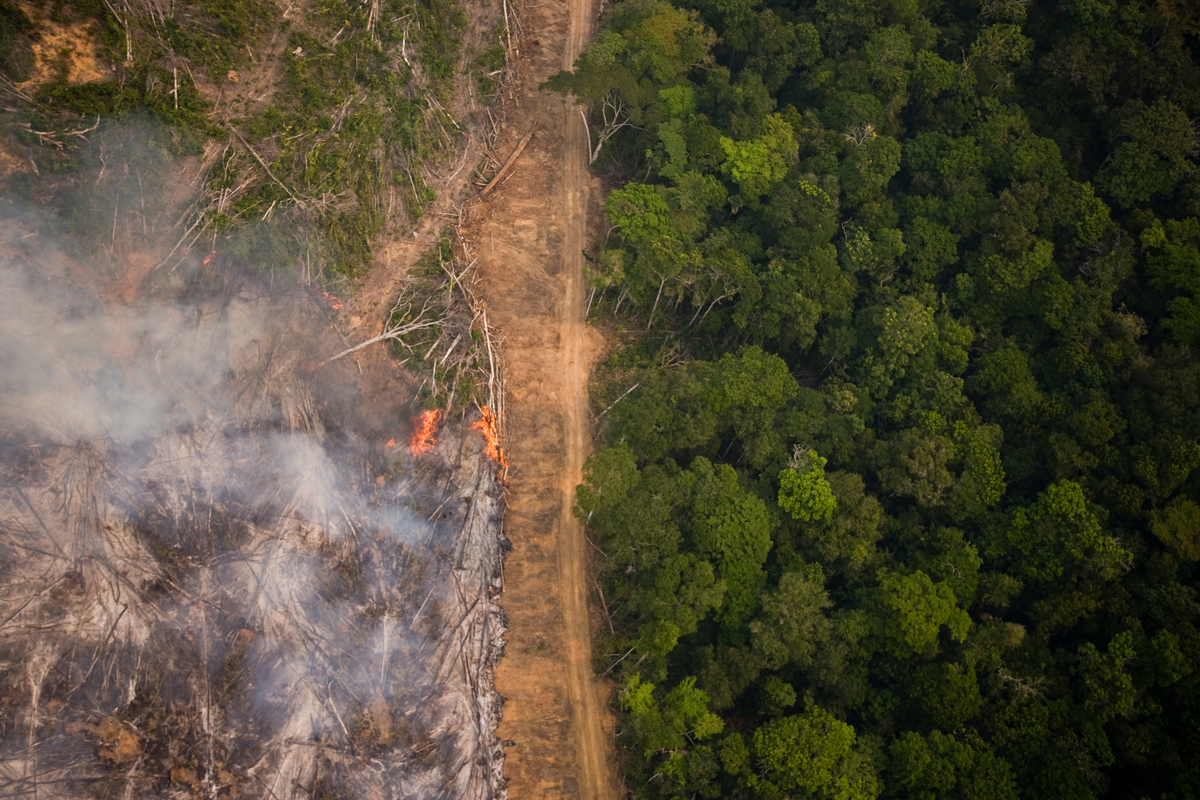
left=549, top=0, right=1200, bottom=797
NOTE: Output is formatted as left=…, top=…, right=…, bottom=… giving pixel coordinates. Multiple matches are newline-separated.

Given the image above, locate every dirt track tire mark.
left=555, top=4, right=614, bottom=800
left=474, top=0, right=617, bottom=796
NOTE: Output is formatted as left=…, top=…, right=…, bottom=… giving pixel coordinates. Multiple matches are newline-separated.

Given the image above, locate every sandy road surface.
left=461, top=0, right=618, bottom=795
left=555, top=6, right=613, bottom=800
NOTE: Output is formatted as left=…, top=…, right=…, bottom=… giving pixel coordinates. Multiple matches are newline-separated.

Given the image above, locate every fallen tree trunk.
left=480, top=123, right=538, bottom=197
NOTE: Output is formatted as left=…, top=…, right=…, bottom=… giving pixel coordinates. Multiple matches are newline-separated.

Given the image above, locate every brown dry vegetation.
left=244, top=0, right=623, bottom=793
left=12, top=3, right=108, bottom=90
left=0, top=4, right=107, bottom=178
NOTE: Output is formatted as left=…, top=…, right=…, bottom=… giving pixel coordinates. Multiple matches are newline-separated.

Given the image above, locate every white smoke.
left=0, top=195, right=505, bottom=799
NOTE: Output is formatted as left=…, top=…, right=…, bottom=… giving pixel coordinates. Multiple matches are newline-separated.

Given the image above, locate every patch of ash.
left=0, top=220, right=506, bottom=800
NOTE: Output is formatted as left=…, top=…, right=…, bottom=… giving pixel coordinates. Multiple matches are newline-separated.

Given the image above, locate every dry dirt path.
left=460, top=0, right=618, bottom=796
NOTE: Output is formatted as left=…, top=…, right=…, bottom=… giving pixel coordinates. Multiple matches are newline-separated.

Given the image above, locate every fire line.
left=410, top=409, right=443, bottom=456
left=472, top=406, right=506, bottom=469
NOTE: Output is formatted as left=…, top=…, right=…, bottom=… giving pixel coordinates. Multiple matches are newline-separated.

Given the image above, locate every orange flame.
left=322, top=291, right=343, bottom=311
left=384, top=438, right=396, bottom=450
left=202, top=250, right=216, bottom=265
left=410, top=409, right=443, bottom=456
left=472, top=406, right=506, bottom=468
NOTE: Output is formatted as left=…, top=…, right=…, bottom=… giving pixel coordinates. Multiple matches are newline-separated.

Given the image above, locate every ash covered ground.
left=0, top=216, right=507, bottom=799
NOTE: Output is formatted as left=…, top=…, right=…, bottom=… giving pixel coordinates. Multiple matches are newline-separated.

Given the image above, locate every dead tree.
left=323, top=290, right=441, bottom=364
left=580, top=92, right=631, bottom=164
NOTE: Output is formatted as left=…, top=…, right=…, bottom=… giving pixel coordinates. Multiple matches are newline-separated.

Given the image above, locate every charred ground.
left=0, top=231, right=508, bottom=799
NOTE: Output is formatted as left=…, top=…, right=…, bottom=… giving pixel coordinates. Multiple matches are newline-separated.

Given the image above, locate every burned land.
left=0, top=210, right=507, bottom=799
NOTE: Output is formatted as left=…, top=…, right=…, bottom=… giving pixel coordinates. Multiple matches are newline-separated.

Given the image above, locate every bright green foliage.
left=947, top=422, right=1006, bottom=520
left=659, top=85, right=697, bottom=117
left=980, top=239, right=1054, bottom=294
left=890, top=731, right=1019, bottom=800
left=751, top=708, right=879, bottom=800
left=545, top=0, right=716, bottom=122
left=876, top=568, right=972, bottom=657
left=1006, top=480, right=1129, bottom=582
left=779, top=450, right=837, bottom=522
left=605, top=183, right=673, bottom=245
left=719, top=113, right=798, bottom=203
left=622, top=675, right=725, bottom=758
left=704, top=345, right=799, bottom=415
left=880, top=297, right=937, bottom=363
left=686, top=457, right=773, bottom=630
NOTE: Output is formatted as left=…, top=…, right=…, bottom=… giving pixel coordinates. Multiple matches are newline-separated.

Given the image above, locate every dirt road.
left=463, top=0, right=618, bottom=796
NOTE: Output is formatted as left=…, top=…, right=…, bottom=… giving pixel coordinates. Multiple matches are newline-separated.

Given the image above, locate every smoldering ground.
left=0, top=131, right=506, bottom=800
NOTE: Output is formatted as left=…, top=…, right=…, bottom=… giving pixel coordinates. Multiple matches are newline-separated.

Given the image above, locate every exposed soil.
left=4, top=0, right=617, bottom=793
left=456, top=0, right=620, bottom=797
left=13, top=3, right=109, bottom=91
left=341, top=0, right=619, bottom=792
left=350, top=0, right=620, bottom=790
left=0, top=5, right=108, bottom=178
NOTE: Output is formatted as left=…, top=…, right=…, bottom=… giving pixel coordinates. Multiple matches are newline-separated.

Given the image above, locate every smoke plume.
left=0, top=143, right=505, bottom=800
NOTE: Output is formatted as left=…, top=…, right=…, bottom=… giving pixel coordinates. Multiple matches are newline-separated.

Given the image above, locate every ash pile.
left=0, top=233, right=507, bottom=799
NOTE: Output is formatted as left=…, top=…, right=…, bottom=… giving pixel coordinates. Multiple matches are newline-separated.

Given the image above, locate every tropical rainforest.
left=550, top=0, right=1200, bottom=797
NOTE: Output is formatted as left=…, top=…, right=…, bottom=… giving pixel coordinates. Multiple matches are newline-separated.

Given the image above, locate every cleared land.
left=457, top=0, right=620, bottom=795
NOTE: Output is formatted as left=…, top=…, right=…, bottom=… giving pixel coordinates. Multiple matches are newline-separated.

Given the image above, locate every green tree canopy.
left=751, top=707, right=880, bottom=800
